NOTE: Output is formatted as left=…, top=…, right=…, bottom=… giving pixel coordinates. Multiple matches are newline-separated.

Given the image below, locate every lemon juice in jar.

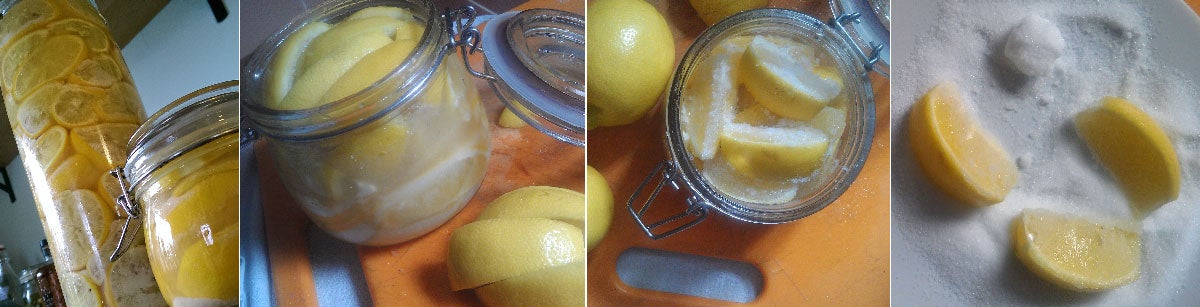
left=0, top=0, right=164, bottom=305
left=243, top=1, right=489, bottom=246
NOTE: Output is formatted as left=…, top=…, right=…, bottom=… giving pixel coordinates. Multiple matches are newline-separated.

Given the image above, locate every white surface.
left=892, top=0, right=1200, bottom=305
left=0, top=159, right=47, bottom=271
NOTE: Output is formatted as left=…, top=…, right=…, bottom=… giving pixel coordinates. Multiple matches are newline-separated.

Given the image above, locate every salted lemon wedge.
left=447, top=218, right=583, bottom=290
left=740, top=36, right=842, bottom=121
left=175, top=227, right=238, bottom=300
left=1074, top=97, right=1180, bottom=215
left=719, top=122, right=828, bottom=181
left=278, top=33, right=392, bottom=110
left=909, top=81, right=1016, bottom=206
left=321, top=31, right=420, bottom=103
left=702, top=155, right=799, bottom=204
left=477, top=186, right=584, bottom=231
left=809, top=106, right=846, bottom=138
left=475, top=260, right=584, bottom=307
left=266, top=21, right=330, bottom=106
left=1012, top=209, right=1140, bottom=292
left=681, top=52, right=737, bottom=160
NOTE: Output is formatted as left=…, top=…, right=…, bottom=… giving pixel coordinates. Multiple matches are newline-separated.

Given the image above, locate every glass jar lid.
left=477, top=8, right=585, bottom=146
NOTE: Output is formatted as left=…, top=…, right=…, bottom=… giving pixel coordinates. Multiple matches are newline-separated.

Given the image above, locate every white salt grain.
left=1004, top=15, right=1066, bottom=77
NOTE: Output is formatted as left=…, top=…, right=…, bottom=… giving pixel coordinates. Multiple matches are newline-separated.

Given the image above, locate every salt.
left=1004, top=15, right=1066, bottom=77
left=892, top=0, right=1200, bottom=305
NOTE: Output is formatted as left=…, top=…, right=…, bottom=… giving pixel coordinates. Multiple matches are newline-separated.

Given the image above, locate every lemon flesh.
left=680, top=51, right=736, bottom=160
left=586, top=166, right=614, bottom=250
left=321, top=21, right=422, bottom=103
left=719, top=122, right=828, bottom=181
left=447, top=218, right=584, bottom=290
left=740, top=36, right=842, bottom=121
left=477, top=186, right=585, bottom=230
left=687, top=0, right=769, bottom=25
left=1012, top=209, right=1140, bottom=292
left=586, top=0, right=675, bottom=128
left=266, top=21, right=330, bottom=105
left=1074, top=97, right=1181, bottom=215
left=498, top=107, right=527, bottom=128
left=474, top=260, right=584, bottom=307
left=909, top=81, right=1017, bottom=206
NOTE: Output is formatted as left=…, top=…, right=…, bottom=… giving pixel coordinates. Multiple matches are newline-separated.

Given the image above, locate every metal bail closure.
left=829, top=13, right=886, bottom=77
left=627, top=161, right=709, bottom=240
left=444, top=6, right=495, bottom=81
left=108, top=168, right=142, bottom=262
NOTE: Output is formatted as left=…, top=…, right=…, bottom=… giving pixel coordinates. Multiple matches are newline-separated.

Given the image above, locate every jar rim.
left=664, top=8, right=876, bottom=224
left=125, top=80, right=239, bottom=191
left=239, top=0, right=447, bottom=141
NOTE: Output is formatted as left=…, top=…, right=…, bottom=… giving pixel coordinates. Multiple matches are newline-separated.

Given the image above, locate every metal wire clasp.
left=829, top=13, right=885, bottom=77
left=444, top=5, right=496, bottom=81
left=108, top=168, right=142, bottom=262
left=627, top=161, right=708, bottom=240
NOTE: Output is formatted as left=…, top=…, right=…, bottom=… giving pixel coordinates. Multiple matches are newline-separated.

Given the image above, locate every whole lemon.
left=587, top=0, right=676, bottom=128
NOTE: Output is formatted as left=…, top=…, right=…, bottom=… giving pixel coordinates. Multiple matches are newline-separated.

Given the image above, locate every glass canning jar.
left=0, top=0, right=164, bottom=305
left=110, top=81, right=239, bottom=306
left=629, top=8, right=886, bottom=239
left=242, top=0, right=491, bottom=246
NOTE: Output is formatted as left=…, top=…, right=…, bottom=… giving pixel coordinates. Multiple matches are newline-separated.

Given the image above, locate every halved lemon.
left=739, top=36, right=842, bottom=121
left=1075, top=97, right=1180, bottom=215
left=477, top=186, right=585, bottom=231
left=909, top=81, right=1017, bottom=206
left=718, top=122, right=828, bottom=181
left=1012, top=209, right=1140, bottom=292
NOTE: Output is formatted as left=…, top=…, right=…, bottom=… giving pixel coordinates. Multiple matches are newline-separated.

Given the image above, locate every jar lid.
left=830, top=0, right=890, bottom=76
left=125, top=81, right=240, bottom=190
left=478, top=8, right=585, bottom=146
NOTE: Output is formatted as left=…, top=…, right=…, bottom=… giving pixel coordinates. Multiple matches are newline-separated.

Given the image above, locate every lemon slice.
left=346, top=6, right=416, bottom=21
left=71, top=123, right=138, bottom=169
left=54, top=189, right=113, bottom=276
left=17, top=81, right=62, bottom=137
left=267, top=21, right=331, bottom=106
left=2, top=29, right=47, bottom=90
left=0, top=0, right=55, bottom=43
left=1075, top=97, right=1181, bottom=215
left=475, top=260, right=584, bottom=307
left=46, top=18, right=109, bottom=53
left=53, top=84, right=102, bottom=127
left=105, top=246, right=168, bottom=306
left=909, top=81, right=1017, bottom=206
left=33, top=126, right=69, bottom=170
left=69, top=54, right=120, bottom=87
left=719, top=122, right=829, bottom=181
left=478, top=186, right=585, bottom=231
left=60, top=271, right=102, bottom=307
left=50, top=155, right=103, bottom=191
left=14, top=35, right=85, bottom=100
left=175, top=226, right=238, bottom=300
left=702, top=154, right=799, bottom=204
left=277, top=32, right=392, bottom=110
left=166, top=171, right=238, bottom=238
left=1012, top=209, right=1140, bottom=291
left=321, top=31, right=421, bottom=103
left=681, top=53, right=736, bottom=160
left=101, top=82, right=146, bottom=124
left=447, top=218, right=584, bottom=290
left=740, top=36, right=842, bottom=120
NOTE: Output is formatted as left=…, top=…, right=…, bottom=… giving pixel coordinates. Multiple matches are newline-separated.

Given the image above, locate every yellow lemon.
left=49, top=155, right=102, bottom=191
left=14, top=35, right=85, bottom=100
left=586, top=166, right=614, bottom=250
left=277, top=32, right=392, bottom=110
left=478, top=186, right=584, bottom=231
left=52, top=84, right=102, bottom=127
left=175, top=226, right=238, bottom=300
left=166, top=170, right=238, bottom=238
left=587, top=0, right=675, bottom=128
left=3, top=29, right=47, bottom=90
left=70, top=123, right=139, bottom=169
left=740, top=36, right=842, bottom=121
left=1074, top=97, right=1181, bottom=215
left=346, top=6, right=417, bottom=22
left=680, top=51, right=736, bottom=160
left=909, top=81, right=1017, bottom=206
left=32, top=125, right=68, bottom=170
left=1012, top=209, right=1140, bottom=292
left=687, top=0, right=769, bottom=25
left=69, top=54, right=120, bottom=87
left=100, top=81, right=146, bottom=124
left=299, top=17, right=405, bottom=69
left=267, top=21, right=331, bottom=106
left=809, top=106, right=846, bottom=138
left=321, top=27, right=422, bottom=103
left=474, top=260, right=584, bottom=307
left=719, top=122, right=829, bottom=181
left=447, top=218, right=584, bottom=290
left=498, top=107, right=528, bottom=128
left=701, top=155, right=798, bottom=204
left=46, top=18, right=109, bottom=53
left=17, top=81, right=62, bottom=137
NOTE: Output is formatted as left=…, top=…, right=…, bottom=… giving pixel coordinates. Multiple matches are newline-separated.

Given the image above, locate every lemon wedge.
left=321, top=30, right=421, bottom=103
left=175, top=227, right=238, bottom=300
left=809, top=106, right=846, bottom=138
left=299, top=17, right=405, bottom=69
left=475, top=260, right=584, bottom=307
left=719, top=122, right=828, bottom=181
left=740, top=36, right=842, bottom=121
left=909, top=81, right=1017, bottom=206
left=346, top=6, right=416, bottom=21
left=681, top=53, right=736, bottom=160
left=477, top=186, right=584, bottom=231
left=1074, top=97, right=1181, bottom=215
left=499, top=107, right=528, bottom=128
left=702, top=155, right=799, bottom=204
left=267, top=21, right=330, bottom=106
left=49, top=155, right=102, bottom=191
left=447, top=218, right=584, bottom=290
left=166, top=171, right=238, bottom=238
left=277, top=33, right=391, bottom=110
left=1012, top=209, right=1140, bottom=291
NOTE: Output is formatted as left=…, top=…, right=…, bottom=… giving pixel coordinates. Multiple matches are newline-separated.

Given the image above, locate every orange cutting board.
left=585, top=0, right=890, bottom=306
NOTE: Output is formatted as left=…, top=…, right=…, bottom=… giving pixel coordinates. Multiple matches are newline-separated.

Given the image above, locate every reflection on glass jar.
left=243, top=0, right=490, bottom=246
left=118, top=81, right=239, bottom=306
left=0, top=0, right=163, bottom=305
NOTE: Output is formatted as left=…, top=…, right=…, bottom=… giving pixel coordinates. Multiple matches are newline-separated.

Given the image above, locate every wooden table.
left=254, top=1, right=585, bottom=306
left=585, top=1, right=890, bottom=306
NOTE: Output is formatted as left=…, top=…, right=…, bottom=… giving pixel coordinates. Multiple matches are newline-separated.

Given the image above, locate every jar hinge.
left=829, top=13, right=885, bottom=77
left=627, top=161, right=709, bottom=240
left=444, top=5, right=497, bottom=81
left=107, top=168, right=142, bottom=262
